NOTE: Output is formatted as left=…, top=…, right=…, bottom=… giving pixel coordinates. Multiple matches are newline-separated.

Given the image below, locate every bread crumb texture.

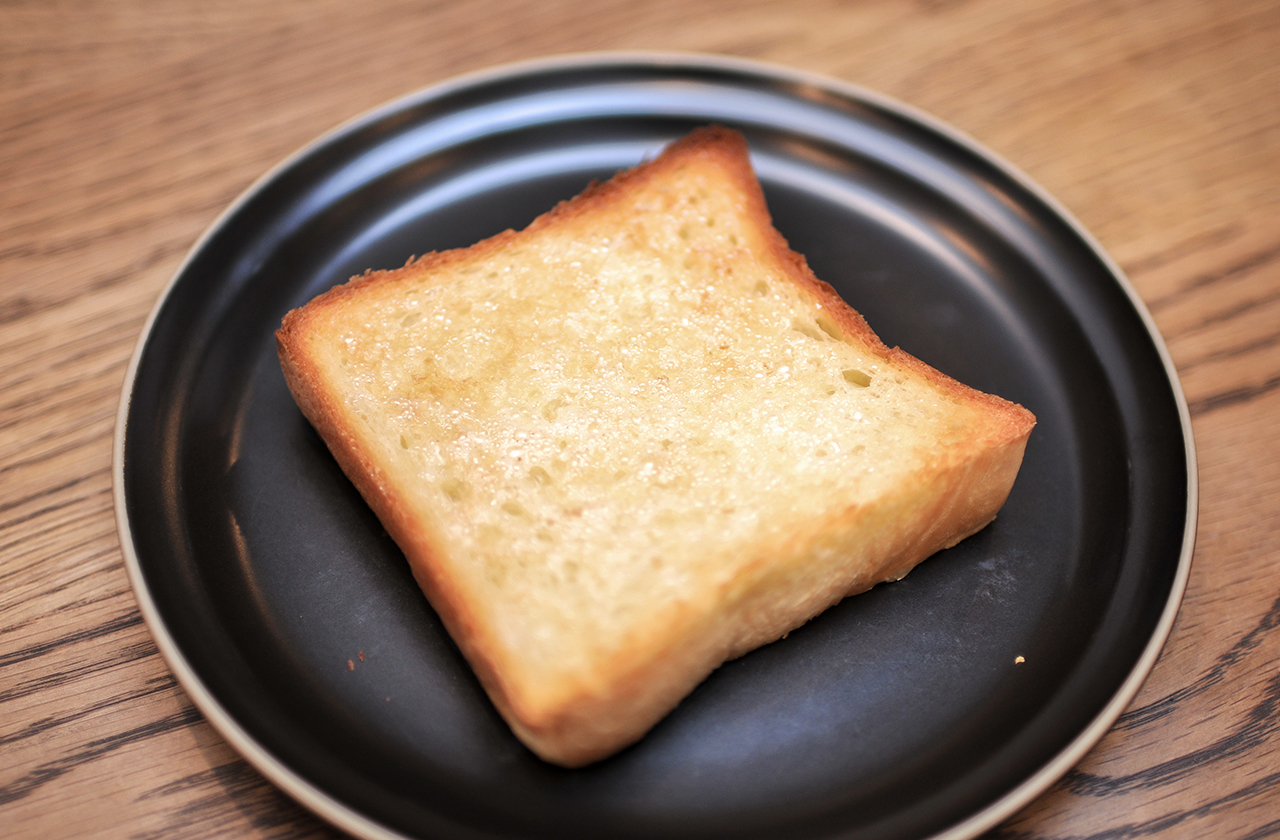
left=277, top=127, right=1034, bottom=766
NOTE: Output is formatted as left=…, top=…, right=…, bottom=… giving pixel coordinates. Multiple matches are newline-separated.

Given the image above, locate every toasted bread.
left=276, top=126, right=1035, bottom=767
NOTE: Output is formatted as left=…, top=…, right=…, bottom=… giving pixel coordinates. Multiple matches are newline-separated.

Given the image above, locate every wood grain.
left=2, top=0, right=1277, bottom=837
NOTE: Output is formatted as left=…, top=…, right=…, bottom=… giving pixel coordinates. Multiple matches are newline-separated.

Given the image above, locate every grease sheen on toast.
left=276, top=126, right=1035, bottom=767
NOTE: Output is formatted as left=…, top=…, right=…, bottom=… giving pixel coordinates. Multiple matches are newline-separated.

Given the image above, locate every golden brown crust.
left=276, top=125, right=1035, bottom=768
left=279, top=306, right=528, bottom=739
left=499, top=431, right=1031, bottom=767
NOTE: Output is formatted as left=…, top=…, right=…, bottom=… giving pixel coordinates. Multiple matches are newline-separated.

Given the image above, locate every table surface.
left=3, top=2, right=1278, bottom=838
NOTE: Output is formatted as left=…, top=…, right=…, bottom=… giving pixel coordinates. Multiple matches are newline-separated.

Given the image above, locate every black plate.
left=115, top=54, right=1195, bottom=840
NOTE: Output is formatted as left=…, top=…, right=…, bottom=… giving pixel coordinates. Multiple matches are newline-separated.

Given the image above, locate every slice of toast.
left=276, top=126, right=1035, bottom=767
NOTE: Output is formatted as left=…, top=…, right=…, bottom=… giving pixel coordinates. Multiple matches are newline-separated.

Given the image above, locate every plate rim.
left=112, top=50, right=1198, bottom=840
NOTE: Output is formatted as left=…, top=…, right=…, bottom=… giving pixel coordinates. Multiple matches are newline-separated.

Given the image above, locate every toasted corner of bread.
left=276, top=125, right=1035, bottom=767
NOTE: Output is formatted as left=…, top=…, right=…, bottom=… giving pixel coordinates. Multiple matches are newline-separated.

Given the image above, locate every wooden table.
left=3, top=1, right=1277, bottom=837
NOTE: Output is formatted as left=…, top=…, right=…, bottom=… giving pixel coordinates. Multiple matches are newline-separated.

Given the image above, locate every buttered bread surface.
left=277, top=127, right=1035, bottom=766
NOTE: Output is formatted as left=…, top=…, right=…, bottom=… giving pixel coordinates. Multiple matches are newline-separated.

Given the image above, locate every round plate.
left=115, top=54, right=1195, bottom=840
